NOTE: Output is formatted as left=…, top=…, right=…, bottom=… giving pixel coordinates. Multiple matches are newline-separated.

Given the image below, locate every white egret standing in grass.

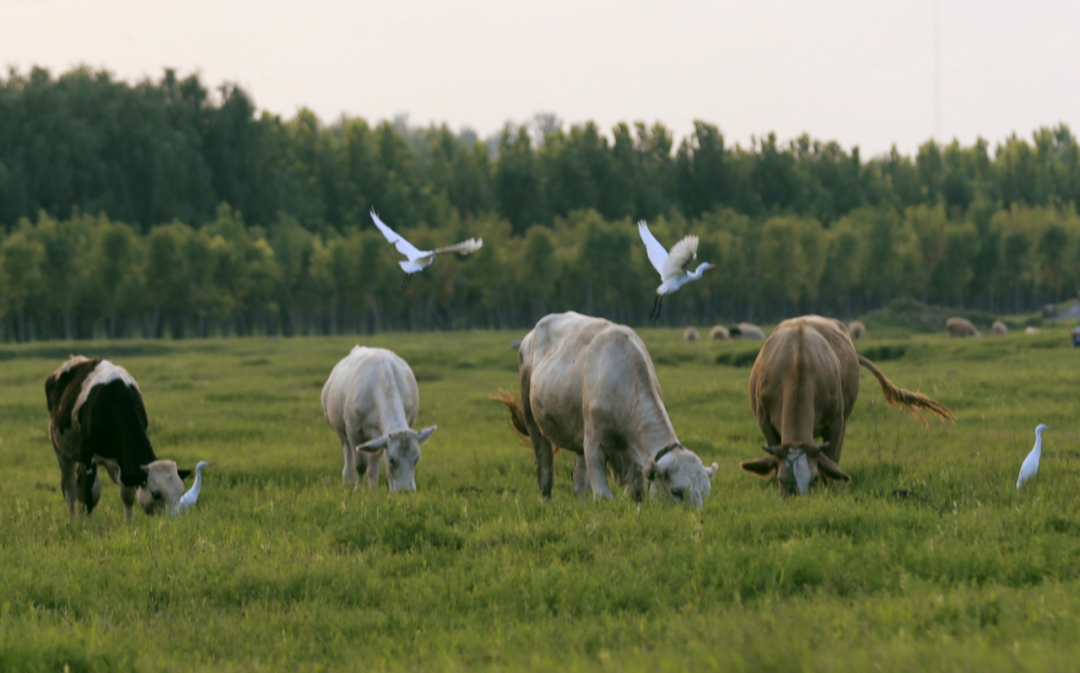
left=178, top=461, right=211, bottom=511
left=638, top=220, right=715, bottom=322
left=371, top=209, right=483, bottom=289
left=1016, top=424, right=1050, bottom=489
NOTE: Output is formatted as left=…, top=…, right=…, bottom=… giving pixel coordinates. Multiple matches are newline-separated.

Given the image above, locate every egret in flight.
left=1016, top=424, right=1050, bottom=489
left=638, top=220, right=715, bottom=322
left=371, top=209, right=483, bottom=289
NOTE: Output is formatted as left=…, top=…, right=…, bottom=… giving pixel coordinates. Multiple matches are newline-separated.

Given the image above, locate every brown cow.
left=739, top=316, right=954, bottom=496
left=847, top=320, right=866, bottom=340
left=945, top=317, right=980, bottom=338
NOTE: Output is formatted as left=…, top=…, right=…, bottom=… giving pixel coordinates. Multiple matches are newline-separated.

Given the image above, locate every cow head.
left=356, top=426, right=437, bottom=492
left=136, top=460, right=191, bottom=515
left=740, top=443, right=850, bottom=496
left=643, top=444, right=719, bottom=510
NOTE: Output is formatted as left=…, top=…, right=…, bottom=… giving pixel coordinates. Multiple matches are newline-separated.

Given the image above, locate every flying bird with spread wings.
left=370, top=209, right=483, bottom=288
left=638, top=220, right=715, bottom=322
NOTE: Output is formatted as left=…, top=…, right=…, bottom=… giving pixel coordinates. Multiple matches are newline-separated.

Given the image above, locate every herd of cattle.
left=43, top=310, right=961, bottom=516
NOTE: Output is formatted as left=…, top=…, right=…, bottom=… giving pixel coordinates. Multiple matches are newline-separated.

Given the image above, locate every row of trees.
left=2, top=203, right=1078, bottom=342
left=3, top=66, right=1080, bottom=236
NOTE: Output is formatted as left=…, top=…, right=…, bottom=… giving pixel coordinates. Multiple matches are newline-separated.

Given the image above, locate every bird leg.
left=400, top=274, right=412, bottom=291
left=649, top=295, right=663, bottom=324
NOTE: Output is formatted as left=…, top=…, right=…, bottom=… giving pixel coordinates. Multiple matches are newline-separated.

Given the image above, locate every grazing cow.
left=730, top=323, right=766, bottom=340
left=739, top=316, right=954, bottom=496
left=45, top=356, right=191, bottom=519
left=847, top=320, right=866, bottom=340
left=709, top=325, right=730, bottom=341
left=495, top=312, right=718, bottom=509
left=683, top=327, right=700, bottom=343
left=322, top=346, right=436, bottom=492
left=945, top=317, right=981, bottom=338
left=990, top=320, right=1008, bottom=336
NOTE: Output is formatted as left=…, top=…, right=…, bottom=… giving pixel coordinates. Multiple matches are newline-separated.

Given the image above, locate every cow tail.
left=491, top=388, right=530, bottom=443
left=858, top=355, right=956, bottom=426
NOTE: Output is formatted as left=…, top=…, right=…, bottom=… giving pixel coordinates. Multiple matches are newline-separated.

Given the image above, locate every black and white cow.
left=46, top=356, right=191, bottom=519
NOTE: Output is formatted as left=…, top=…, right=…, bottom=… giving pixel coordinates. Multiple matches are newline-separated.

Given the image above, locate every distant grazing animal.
left=638, top=220, right=715, bottom=322
left=1025, top=326, right=1042, bottom=335
left=709, top=325, right=730, bottom=341
left=322, top=346, right=436, bottom=492
left=494, top=312, right=718, bottom=508
left=990, top=320, right=1008, bottom=336
left=1042, top=304, right=1057, bottom=318
left=178, top=461, right=211, bottom=511
left=683, top=327, right=700, bottom=343
left=739, top=316, right=955, bottom=496
left=370, top=209, right=483, bottom=289
left=847, top=320, right=866, bottom=340
left=945, top=317, right=981, bottom=338
left=730, top=323, right=766, bottom=340
left=1017, top=424, right=1050, bottom=489
left=45, top=356, right=191, bottom=519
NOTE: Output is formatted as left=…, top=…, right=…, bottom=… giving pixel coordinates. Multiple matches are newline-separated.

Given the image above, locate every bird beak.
left=1046, top=427, right=1052, bottom=431
left=708, top=264, right=717, bottom=269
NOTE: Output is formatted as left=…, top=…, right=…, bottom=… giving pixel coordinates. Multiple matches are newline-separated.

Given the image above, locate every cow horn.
left=806, top=442, right=830, bottom=456
left=762, top=445, right=781, bottom=456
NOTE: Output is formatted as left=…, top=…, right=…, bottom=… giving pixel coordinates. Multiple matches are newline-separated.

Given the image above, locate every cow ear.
left=356, top=435, right=389, bottom=452
left=705, top=462, right=719, bottom=479
left=817, top=455, right=851, bottom=482
left=740, top=456, right=778, bottom=477
left=416, top=426, right=437, bottom=444
left=177, top=469, right=193, bottom=480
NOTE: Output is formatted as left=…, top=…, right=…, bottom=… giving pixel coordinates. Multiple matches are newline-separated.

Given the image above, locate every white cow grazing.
left=496, top=312, right=718, bottom=509
left=321, top=346, right=436, bottom=492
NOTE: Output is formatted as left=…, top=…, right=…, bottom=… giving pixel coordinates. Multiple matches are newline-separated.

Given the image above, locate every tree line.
left=1, top=66, right=1079, bottom=341
left=2, top=201, right=1078, bottom=342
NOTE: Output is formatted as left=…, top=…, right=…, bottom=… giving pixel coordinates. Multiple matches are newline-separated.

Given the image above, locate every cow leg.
left=520, top=377, right=554, bottom=500
left=120, top=483, right=137, bottom=521
left=757, top=411, right=783, bottom=448
left=361, top=451, right=383, bottom=490
left=341, top=440, right=359, bottom=490
left=822, top=413, right=846, bottom=465
left=56, top=452, right=79, bottom=518
left=584, top=432, right=614, bottom=501
left=572, top=454, right=589, bottom=499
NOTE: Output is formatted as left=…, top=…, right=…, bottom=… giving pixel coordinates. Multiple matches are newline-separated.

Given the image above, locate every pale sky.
left=2, top=0, right=1077, bottom=157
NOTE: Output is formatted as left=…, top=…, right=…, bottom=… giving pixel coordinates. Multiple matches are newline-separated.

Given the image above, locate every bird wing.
left=638, top=220, right=669, bottom=276
left=371, top=209, right=428, bottom=261
left=662, top=235, right=699, bottom=280
left=432, top=237, right=483, bottom=257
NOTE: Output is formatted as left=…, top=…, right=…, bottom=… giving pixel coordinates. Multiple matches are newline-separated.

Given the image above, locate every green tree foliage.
left=3, top=66, right=1080, bottom=340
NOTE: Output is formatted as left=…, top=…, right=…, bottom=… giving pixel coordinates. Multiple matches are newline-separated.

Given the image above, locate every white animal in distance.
left=178, top=461, right=211, bottom=511
left=638, top=220, right=715, bottom=321
left=371, top=209, right=482, bottom=287
left=1016, top=424, right=1050, bottom=489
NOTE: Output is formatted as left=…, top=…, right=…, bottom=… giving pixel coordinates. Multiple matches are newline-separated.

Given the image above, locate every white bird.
left=638, top=220, right=716, bottom=322
left=1016, top=424, right=1050, bottom=489
left=178, top=461, right=211, bottom=511
left=371, top=209, right=483, bottom=288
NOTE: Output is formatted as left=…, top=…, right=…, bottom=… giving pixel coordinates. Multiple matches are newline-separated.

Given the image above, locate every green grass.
left=3, top=326, right=1080, bottom=671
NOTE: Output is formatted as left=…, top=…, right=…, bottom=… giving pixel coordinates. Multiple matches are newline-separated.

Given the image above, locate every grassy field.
left=3, top=324, right=1080, bottom=672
